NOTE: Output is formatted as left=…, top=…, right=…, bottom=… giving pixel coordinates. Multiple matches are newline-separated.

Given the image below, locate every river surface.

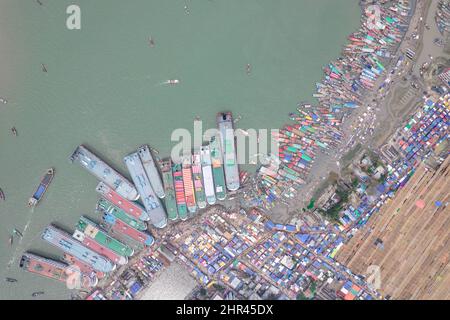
left=0, top=0, right=360, bottom=299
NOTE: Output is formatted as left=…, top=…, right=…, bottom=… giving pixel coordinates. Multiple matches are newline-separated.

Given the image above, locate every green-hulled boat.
left=97, top=198, right=147, bottom=231
left=209, top=135, right=227, bottom=201
left=172, top=163, right=188, bottom=221
left=160, top=158, right=178, bottom=221
left=76, top=216, right=134, bottom=257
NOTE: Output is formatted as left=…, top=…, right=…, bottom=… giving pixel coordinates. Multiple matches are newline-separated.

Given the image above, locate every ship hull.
left=200, top=146, right=216, bottom=205
left=70, top=145, right=139, bottom=201
left=217, top=112, right=240, bottom=191
left=19, top=252, right=97, bottom=289
left=172, top=163, right=188, bottom=220
left=161, top=159, right=179, bottom=221
left=73, top=229, right=128, bottom=265
left=124, top=152, right=167, bottom=229
left=209, top=136, right=227, bottom=201
left=41, top=225, right=116, bottom=273
left=192, top=151, right=207, bottom=209
left=77, top=216, right=134, bottom=257
left=28, top=168, right=54, bottom=207
left=97, top=198, right=147, bottom=231
left=182, top=154, right=197, bottom=214
left=62, top=253, right=105, bottom=280
left=96, top=182, right=150, bottom=221
left=102, top=213, right=154, bottom=246
left=138, top=145, right=165, bottom=199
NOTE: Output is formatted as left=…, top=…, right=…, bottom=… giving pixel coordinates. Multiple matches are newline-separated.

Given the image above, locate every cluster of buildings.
left=86, top=245, right=172, bottom=300
left=329, top=93, right=449, bottom=254
left=169, top=208, right=268, bottom=285
left=436, top=0, right=450, bottom=35
left=170, top=205, right=378, bottom=300
left=242, top=0, right=414, bottom=211
left=219, top=260, right=285, bottom=300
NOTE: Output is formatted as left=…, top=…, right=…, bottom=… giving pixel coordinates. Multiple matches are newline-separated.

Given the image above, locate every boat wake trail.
left=7, top=212, right=34, bottom=269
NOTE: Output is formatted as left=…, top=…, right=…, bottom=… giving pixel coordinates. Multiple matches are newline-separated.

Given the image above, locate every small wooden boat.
left=32, top=291, right=45, bottom=297
left=0, top=188, right=4, bottom=201
left=0, top=97, right=7, bottom=104
left=13, top=229, right=23, bottom=238
left=8, top=235, right=13, bottom=246
left=41, top=63, right=47, bottom=73
left=11, top=127, right=17, bottom=136
left=165, top=79, right=179, bottom=85
left=28, top=168, right=54, bottom=207
left=5, top=277, right=17, bottom=283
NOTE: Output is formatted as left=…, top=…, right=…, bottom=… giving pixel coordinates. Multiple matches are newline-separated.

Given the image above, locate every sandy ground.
left=139, top=262, right=198, bottom=300
left=336, top=158, right=450, bottom=300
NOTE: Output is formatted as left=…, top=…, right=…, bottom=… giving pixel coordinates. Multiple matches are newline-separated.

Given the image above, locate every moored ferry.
left=76, top=216, right=134, bottom=257
left=62, top=253, right=105, bottom=280
left=70, top=145, right=139, bottom=201
left=200, top=145, right=216, bottom=205
left=41, top=225, right=116, bottom=273
left=19, top=252, right=98, bottom=289
left=124, top=152, right=167, bottom=229
left=138, top=145, right=165, bottom=199
left=28, top=168, right=54, bottom=207
left=72, top=229, right=128, bottom=266
left=96, top=198, right=147, bottom=231
left=101, top=212, right=154, bottom=246
left=182, top=154, right=197, bottom=214
left=217, top=112, right=240, bottom=191
left=95, top=182, right=150, bottom=221
left=160, top=159, right=178, bottom=221
left=192, top=150, right=207, bottom=209
left=209, top=136, right=227, bottom=201
left=172, top=163, right=188, bottom=220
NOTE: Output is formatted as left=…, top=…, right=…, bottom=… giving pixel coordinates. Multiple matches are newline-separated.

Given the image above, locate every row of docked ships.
left=19, top=112, right=241, bottom=287
left=70, top=111, right=240, bottom=224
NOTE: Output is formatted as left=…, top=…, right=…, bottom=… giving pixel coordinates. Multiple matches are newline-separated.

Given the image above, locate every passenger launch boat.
left=28, top=168, right=54, bottom=207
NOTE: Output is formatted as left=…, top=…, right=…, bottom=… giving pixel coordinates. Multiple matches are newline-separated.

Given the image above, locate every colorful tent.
left=415, top=199, right=425, bottom=209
